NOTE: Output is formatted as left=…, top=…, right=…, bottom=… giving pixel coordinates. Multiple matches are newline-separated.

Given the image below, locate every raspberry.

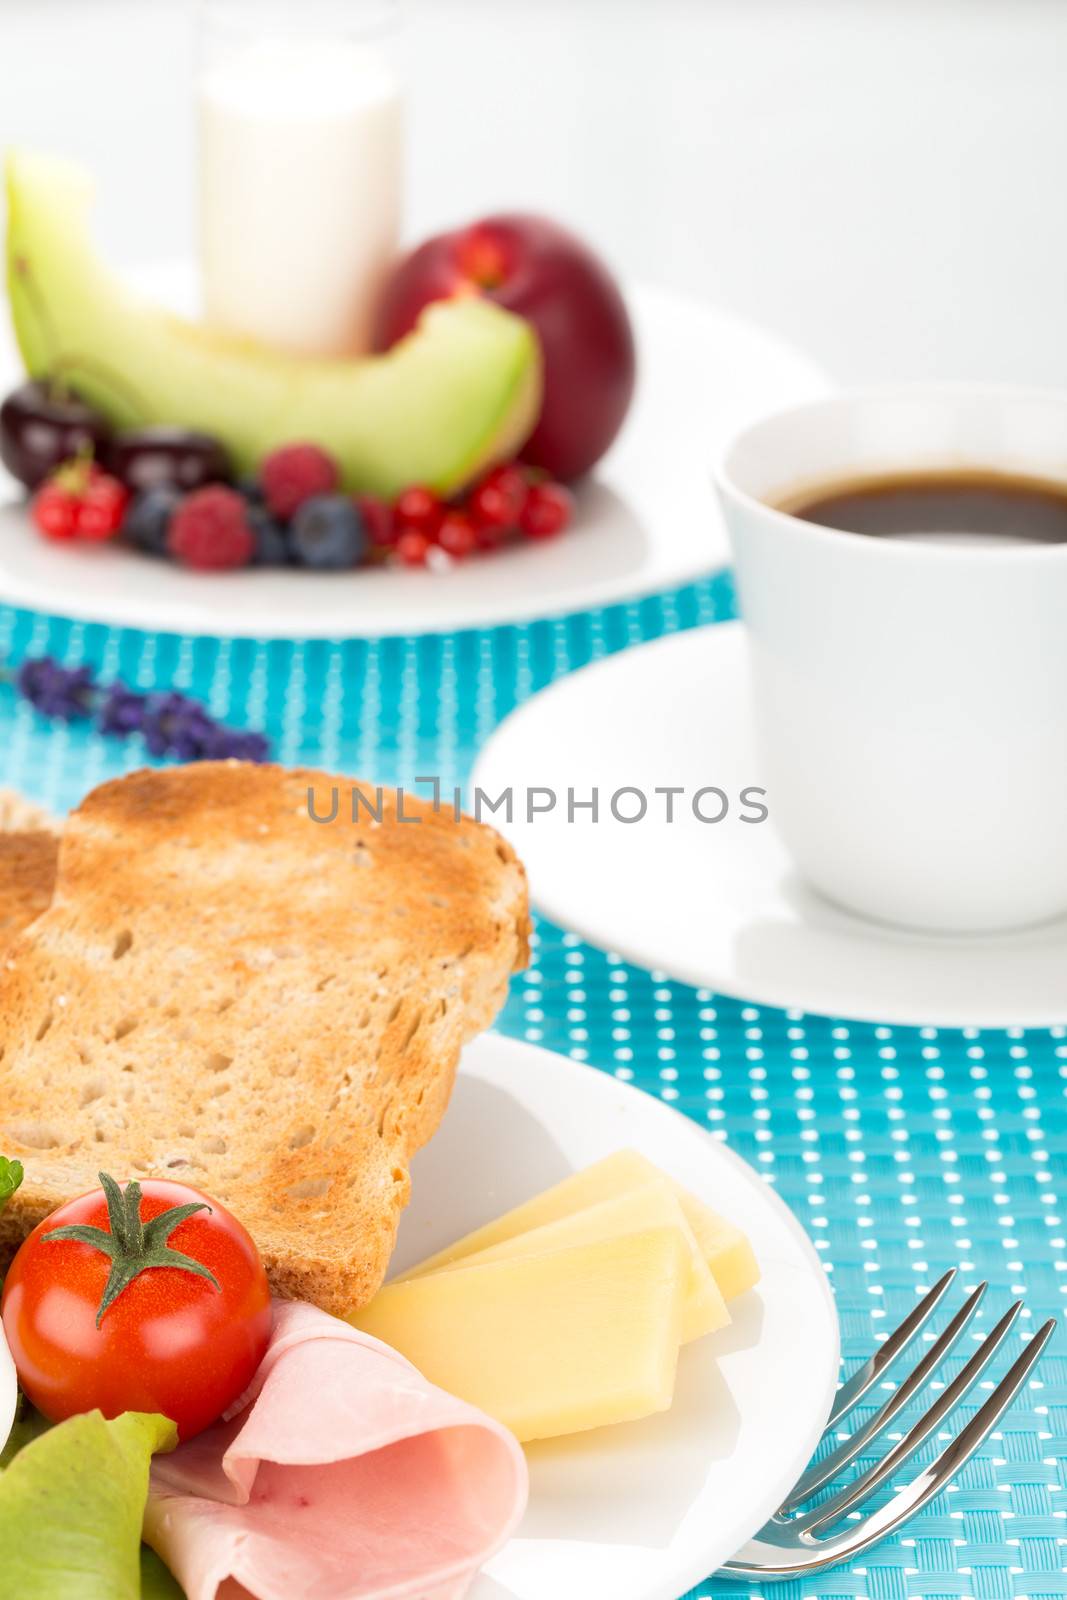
left=259, top=443, right=339, bottom=520
left=167, top=486, right=254, bottom=570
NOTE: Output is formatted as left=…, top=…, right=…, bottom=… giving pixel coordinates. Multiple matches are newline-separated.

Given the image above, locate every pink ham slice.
left=144, top=1300, right=528, bottom=1600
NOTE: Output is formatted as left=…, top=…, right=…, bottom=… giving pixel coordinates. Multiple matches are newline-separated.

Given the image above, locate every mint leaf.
left=0, top=1158, right=23, bottom=1212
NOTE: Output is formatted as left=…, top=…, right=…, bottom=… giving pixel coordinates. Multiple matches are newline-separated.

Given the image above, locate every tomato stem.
left=45, top=1170, right=222, bottom=1327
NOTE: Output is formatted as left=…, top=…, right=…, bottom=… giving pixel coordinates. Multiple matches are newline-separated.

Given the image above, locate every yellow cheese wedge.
left=416, top=1182, right=728, bottom=1344
left=352, top=1226, right=689, bottom=1443
left=675, top=1186, right=760, bottom=1303
left=403, top=1149, right=761, bottom=1302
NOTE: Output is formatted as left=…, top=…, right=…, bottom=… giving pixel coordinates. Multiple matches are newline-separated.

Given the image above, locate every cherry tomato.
left=1, top=1174, right=271, bottom=1440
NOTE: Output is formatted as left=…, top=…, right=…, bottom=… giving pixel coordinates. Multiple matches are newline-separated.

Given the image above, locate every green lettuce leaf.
left=140, top=1547, right=185, bottom=1599
left=0, top=1404, right=50, bottom=1469
left=0, top=1157, right=23, bottom=1212
left=0, top=1408, right=177, bottom=1598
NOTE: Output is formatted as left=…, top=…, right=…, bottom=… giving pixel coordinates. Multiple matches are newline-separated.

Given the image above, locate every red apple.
left=373, top=215, right=636, bottom=482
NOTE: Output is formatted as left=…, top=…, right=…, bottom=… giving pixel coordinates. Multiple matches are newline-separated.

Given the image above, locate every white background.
left=1, top=0, right=1065, bottom=386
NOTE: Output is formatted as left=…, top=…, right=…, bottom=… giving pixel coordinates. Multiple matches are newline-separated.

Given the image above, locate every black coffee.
left=775, top=468, right=1067, bottom=545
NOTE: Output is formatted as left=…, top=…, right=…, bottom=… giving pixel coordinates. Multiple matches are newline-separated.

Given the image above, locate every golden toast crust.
left=0, top=830, right=58, bottom=954
left=0, top=763, right=530, bottom=1315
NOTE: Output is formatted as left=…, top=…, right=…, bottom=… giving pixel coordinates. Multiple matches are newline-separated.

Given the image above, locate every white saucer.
left=0, top=277, right=827, bottom=638
left=471, top=625, right=1067, bottom=1027
left=400, top=1034, right=838, bottom=1600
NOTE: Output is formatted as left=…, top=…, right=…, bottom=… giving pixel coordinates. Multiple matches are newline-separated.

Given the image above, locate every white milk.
left=197, top=36, right=403, bottom=356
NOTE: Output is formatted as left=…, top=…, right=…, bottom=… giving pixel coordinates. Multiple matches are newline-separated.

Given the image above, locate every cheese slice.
left=417, top=1182, right=728, bottom=1344
left=352, top=1226, right=689, bottom=1443
left=403, top=1149, right=761, bottom=1302
left=676, top=1186, right=760, bottom=1303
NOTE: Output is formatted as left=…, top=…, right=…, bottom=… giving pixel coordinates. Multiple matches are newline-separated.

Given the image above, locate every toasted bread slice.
left=0, top=830, right=58, bottom=954
left=0, top=787, right=58, bottom=834
left=0, top=762, right=529, bottom=1315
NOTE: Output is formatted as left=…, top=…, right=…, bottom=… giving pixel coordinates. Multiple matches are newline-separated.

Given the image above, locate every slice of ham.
left=144, top=1300, right=528, bottom=1600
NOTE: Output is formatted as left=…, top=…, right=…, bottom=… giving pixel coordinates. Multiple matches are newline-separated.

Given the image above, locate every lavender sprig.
left=11, top=655, right=270, bottom=764
left=16, top=658, right=96, bottom=720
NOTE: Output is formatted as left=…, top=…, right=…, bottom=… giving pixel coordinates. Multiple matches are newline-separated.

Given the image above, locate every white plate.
left=398, top=1033, right=838, bottom=1600
left=0, top=1319, right=16, bottom=1459
left=471, top=624, right=1067, bottom=1027
left=0, top=278, right=828, bottom=638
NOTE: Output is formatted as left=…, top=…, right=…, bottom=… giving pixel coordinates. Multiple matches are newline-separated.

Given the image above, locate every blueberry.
left=238, top=475, right=265, bottom=507
left=124, top=487, right=181, bottom=555
left=248, top=505, right=290, bottom=566
left=289, top=495, right=366, bottom=570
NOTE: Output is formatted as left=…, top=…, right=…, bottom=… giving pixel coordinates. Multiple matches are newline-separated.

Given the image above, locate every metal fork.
left=718, top=1269, right=1057, bottom=1578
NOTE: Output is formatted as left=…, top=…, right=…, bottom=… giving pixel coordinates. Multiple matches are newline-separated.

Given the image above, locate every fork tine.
left=809, top=1319, right=1057, bottom=1559
left=803, top=1298, right=1023, bottom=1533
left=718, top=1317, right=1056, bottom=1578
left=901, top=1319, right=1057, bottom=1495
left=826, top=1269, right=956, bottom=1428
left=782, top=1280, right=987, bottom=1509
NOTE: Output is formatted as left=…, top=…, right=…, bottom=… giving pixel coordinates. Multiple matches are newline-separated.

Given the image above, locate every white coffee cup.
left=714, top=384, right=1067, bottom=934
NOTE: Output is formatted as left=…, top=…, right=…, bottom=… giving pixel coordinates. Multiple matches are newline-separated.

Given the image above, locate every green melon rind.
left=5, top=151, right=542, bottom=497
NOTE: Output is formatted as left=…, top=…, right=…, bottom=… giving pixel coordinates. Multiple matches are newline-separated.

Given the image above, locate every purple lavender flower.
left=137, top=691, right=270, bottom=764
left=223, top=729, right=271, bottom=763
left=9, top=653, right=271, bottom=764
left=139, top=693, right=195, bottom=758
left=96, top=685, right=147, bottom=736
left=16, top=656, right=96, bottom=720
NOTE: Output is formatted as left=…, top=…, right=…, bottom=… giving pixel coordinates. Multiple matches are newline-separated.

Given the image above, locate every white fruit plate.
left=399, top=1034, right=839, bottom=1600
left=0, top=275, right=828, bottom=639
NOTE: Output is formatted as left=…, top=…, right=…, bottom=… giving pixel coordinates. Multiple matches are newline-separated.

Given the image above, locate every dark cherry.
left=106, top=428, right=232, bottom=495
left=0, top=380, right=112, bottom=491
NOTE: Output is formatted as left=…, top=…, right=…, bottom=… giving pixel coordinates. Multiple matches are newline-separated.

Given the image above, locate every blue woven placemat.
left=0, top=576, right=1063, bottom=1600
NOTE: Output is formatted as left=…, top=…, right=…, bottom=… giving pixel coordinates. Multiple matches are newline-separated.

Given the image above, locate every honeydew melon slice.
left=5, top=150, right=542, bottom=496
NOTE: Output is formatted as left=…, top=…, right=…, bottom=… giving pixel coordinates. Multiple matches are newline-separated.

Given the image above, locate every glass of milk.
left=196, top=0, right=403, bottom=357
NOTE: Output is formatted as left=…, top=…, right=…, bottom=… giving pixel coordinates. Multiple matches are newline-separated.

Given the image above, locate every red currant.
left=468, top=463, right=528, bottom=532
left=32, top=482, right=79, bottom=540
left=394, top=484, right=444, bottom=540
left=437, top=512, right=478, bottom=560
left=76, top=471, right=129, bottom=541
left=394, top=528, right=432, bottom=567
left=356, top=495, right=397, bottom=548
left=520, top=481, right=574, bottom=539
left=473, top=517, right=507, bottom=551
